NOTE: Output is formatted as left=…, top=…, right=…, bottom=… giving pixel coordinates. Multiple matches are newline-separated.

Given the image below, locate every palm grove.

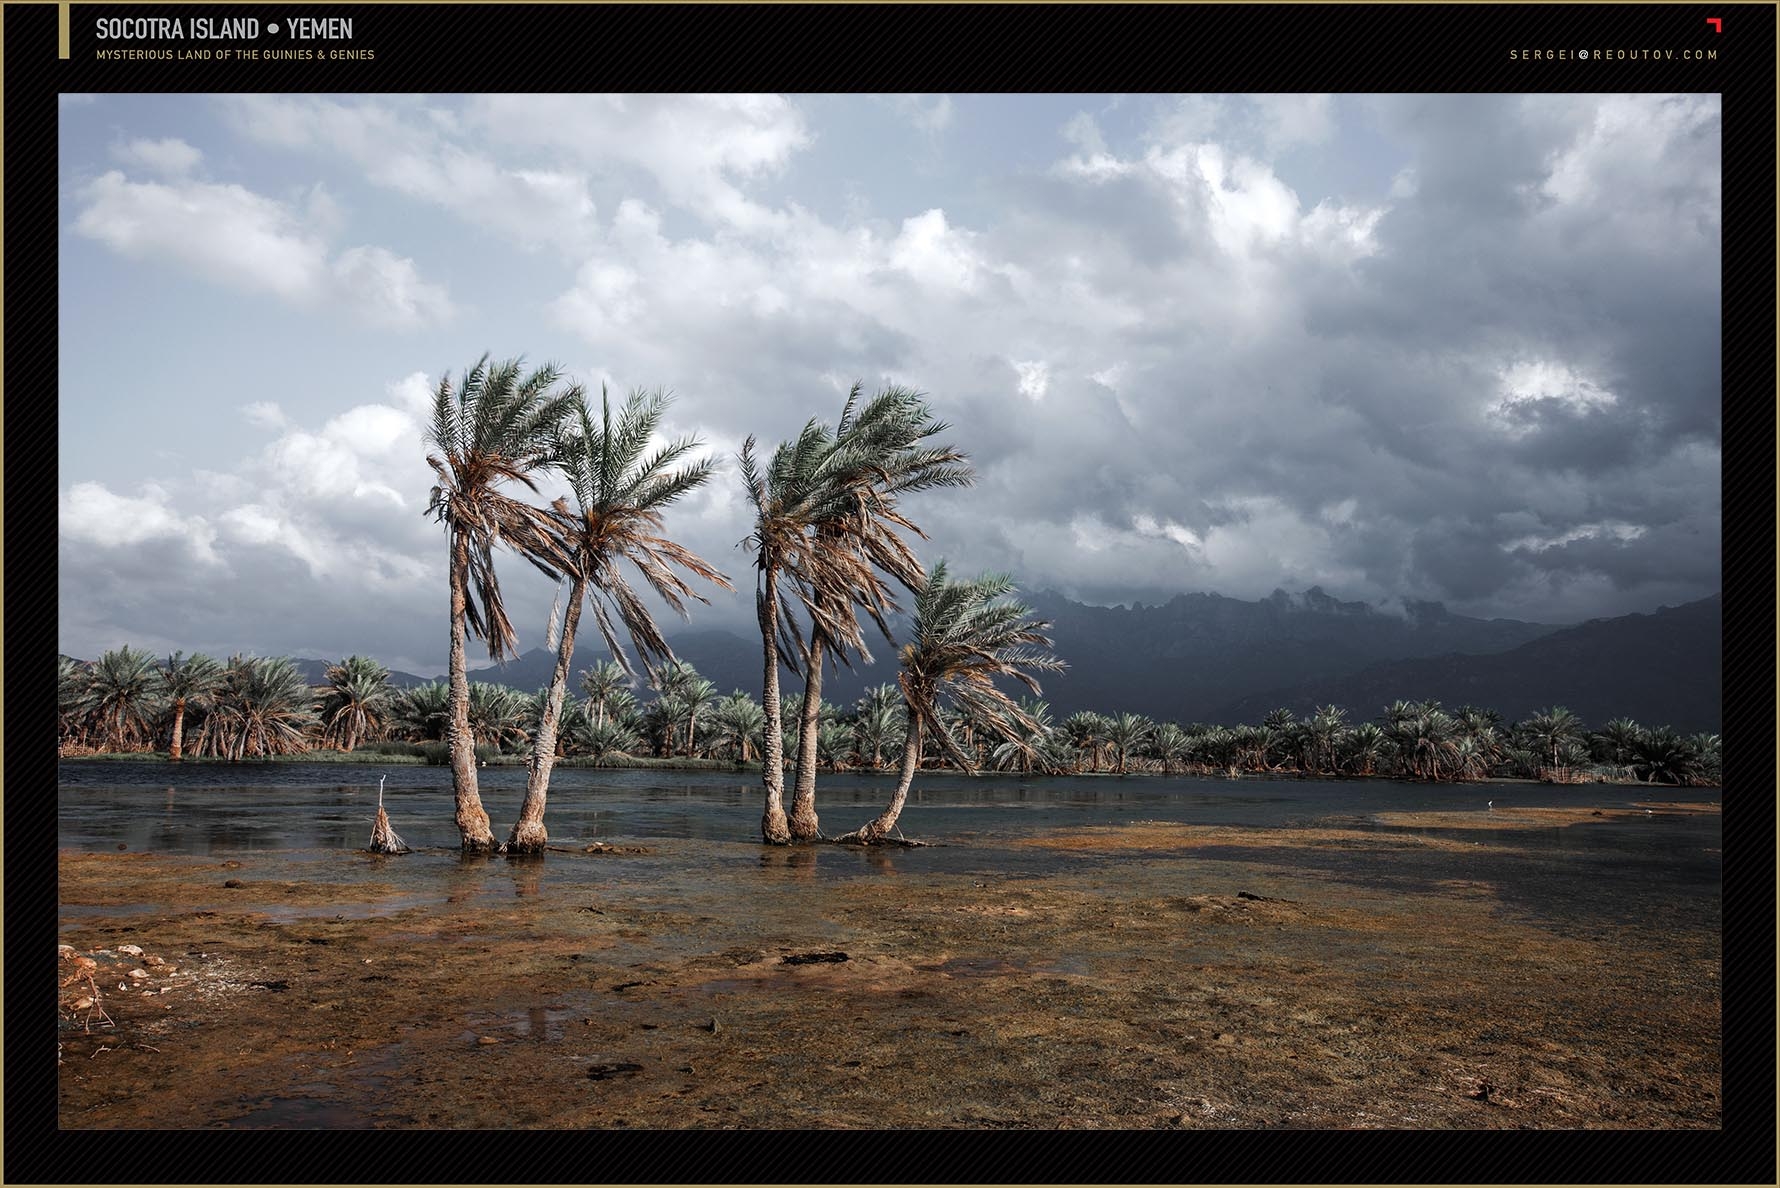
left=59, top=358, right=1723, bottom=848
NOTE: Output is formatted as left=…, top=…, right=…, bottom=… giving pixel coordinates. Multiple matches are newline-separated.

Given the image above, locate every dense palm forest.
left=58, top=646, right=1724, bottom=788
left=59, top=356, right=1723, bottom=852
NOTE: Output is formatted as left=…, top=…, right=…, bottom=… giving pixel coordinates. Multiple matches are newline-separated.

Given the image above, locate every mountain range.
left=284, top=587, right=1720, bottom=731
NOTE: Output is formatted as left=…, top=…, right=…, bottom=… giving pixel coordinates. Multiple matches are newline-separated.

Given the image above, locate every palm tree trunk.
left=170, top=699, right=187, bottom=761
left=789, top=632, right=827, bottom=840
left=448, top=533, right=495, bottom=852
left=848, top=718, right=922, bottom=843
left=509, top=575, right=586, bottom=854
left=758, top=565, right=791, bottom=844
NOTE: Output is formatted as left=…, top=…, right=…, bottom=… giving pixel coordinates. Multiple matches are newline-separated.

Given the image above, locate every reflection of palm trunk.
left=448, top=534, right=494, bottom=851
left=790, top=629, right=826, bottom=840
left=857, top=718, right=922, bottom=842
left=510, top=575, right=586, bottom=853
left=759, top=566, right=791, bottom=844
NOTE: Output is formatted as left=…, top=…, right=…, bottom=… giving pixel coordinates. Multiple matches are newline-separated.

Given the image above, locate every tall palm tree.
left=83, top=647, right=163, bottom=752
left=507, top=388, right=728, bottom=853
left=426, top=355, right=583, bottom=851
left=158, top=652, right=222, bottom=761
left=785, top=386, right=974, bottom=841
left=579, top=659, right=633, bottom=728
left=835, top=562, right=1063, bottom=844
left=318, top=656, right=393, bottom=752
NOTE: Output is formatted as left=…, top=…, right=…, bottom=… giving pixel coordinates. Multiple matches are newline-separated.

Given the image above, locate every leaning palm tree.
left=318, top=655, right=393, bottom=752
left=506, top=387, right=729, bottom=853
left=835, top=562, right=1063, bottom=845
left=426, top=355, right=583, bottom=851
left=158, top=652, right=222, bottom=761
left=785, top=385, right=975, bottom=841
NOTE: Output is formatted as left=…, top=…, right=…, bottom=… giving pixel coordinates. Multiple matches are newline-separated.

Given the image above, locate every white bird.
left=1487, top=800, right=1494, bottom=811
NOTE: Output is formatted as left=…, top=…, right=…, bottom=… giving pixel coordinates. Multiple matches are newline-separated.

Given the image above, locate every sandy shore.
left=57, top=810, right=1720, bottom=1129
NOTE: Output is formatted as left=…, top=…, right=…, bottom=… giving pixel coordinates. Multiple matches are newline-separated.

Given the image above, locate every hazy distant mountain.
left=1018, top=586, right=1556, bottom=721
left=399, top=586, right=1559, bottom=721
left=1217, top=594, right=1722, bottom=731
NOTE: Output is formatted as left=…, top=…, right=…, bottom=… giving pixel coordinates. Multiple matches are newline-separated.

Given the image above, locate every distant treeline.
left=60, top=646, right=1720, bottom=787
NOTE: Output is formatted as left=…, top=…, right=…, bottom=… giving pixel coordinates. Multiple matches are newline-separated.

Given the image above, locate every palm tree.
left=1517, top=706, right=1586, bottom=780
left=1590, top=718, right=1644, bottom=773
left=425, top=355, right=583, bottom=851
left=196, top=656, right=317, bottom=760
left=990, top=698, right=1058, bottom=774
left=851, top=685, right=906, bottom=771
left=1062, top=711, right=1111, bottom=772
left=466, top=682, right=529, bottom=751
left=158, top=652, right=222, bottom=761
left=507, top=388, right=728, bottom=853
left=1341, top=722, right=1391, bottom=776
left=391, top=682, right=451, bottom=741
left=1105, top=712, right=1152, bottom=775
left=835, top=563, right=1062, bottom=844
left=785, top=385, right=974, bottom=841
left=564, top=709, right=642, bottom=761
left=318, top=656, right=392, bottom=752
left=83, top=647, right=163, bottom=752
left=60, top=657, right=90, bottom=750
left=815, top=720, right=854, bottom=771
left=579, top=659, right=633, bottom=728
left=708, top=692, right=767, bottom=763
left=1150, top=722, right=1192, bottom=776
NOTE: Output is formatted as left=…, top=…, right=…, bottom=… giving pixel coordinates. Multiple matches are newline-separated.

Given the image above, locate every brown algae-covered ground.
left=57, top=804, right=1720, bottom=1129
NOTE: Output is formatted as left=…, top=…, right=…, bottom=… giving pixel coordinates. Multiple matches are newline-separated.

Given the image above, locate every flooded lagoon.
left=58, top=764, right=1721, bottom=1129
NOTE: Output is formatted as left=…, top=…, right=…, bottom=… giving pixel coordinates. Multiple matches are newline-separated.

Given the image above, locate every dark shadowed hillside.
left=1023, top=586, right=1554, bottom=721
left=1216, top=594, right=1722, bottom=731
left=413, top=586, right=1558, bottom=721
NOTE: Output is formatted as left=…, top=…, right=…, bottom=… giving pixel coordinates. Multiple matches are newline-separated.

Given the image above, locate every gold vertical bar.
left=60, top=0, right=72, bottom=59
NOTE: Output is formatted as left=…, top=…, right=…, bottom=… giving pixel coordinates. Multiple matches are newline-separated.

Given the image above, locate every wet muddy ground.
left=57, top=798, right=1720, bottom=1129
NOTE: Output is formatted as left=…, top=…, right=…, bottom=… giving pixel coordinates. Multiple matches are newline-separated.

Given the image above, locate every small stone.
left=118, top=945, right=145, bottom=958
left=128, top=968, right=151, bottom=981
left=701, top=1018, right=721, bottom=1033
left=159, top=987, right=173, bottom=995
left=1215, top=1032, right=1236, bottom=1045
left=477, top=1035, right=500, bottom=1046
left=58, top=944, right=76, bottom=960
left=224, top=880, right=243, bottom=889
left=144, top=955, right=165, bottom=967
left=74, top=956, right=98, bottom=973
left=72, top=997, right=95, bottom=1011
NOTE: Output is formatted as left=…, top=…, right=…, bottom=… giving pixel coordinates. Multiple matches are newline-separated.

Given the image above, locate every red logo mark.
left=1706, top=17, right=1722, bottom=32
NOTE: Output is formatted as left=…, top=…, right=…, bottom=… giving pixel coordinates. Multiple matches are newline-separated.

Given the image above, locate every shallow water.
left=59, top=763, right=1720, bottom=935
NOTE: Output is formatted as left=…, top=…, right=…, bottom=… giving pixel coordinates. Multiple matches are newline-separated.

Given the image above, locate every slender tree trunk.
left=169, top=699, right=187, bottom=761
left=789, top=631, right=827, bottom=840
left=849, top=718, right=922, bottom=843
left=448, top=533, right=495, bottom=852
left=509, top=575, right=586, bottom=854
left=758, top=565, right=791, bottom=844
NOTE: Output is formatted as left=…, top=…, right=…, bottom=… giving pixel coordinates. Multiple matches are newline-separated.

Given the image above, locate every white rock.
left=59, top=944, right=76, bottom=960
left=118, top=945, right=145, bottom=958
left=127, top=968, right=150, bottom=981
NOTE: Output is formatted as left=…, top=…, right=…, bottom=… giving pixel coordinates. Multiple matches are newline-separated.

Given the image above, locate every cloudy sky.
left=59, top=93, right=1722, bottom=673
